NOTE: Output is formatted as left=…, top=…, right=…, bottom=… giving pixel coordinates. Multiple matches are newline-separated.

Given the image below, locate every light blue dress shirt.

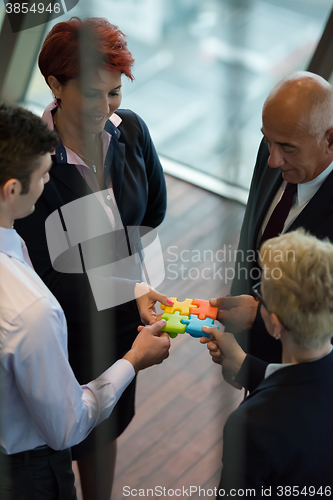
left=0, top=228, right=135, bottom=454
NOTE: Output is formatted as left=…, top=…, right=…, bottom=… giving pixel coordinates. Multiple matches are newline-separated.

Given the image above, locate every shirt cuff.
left=99, top=359, right=135, bottom=401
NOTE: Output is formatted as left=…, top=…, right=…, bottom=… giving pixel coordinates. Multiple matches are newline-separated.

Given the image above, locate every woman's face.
left=52, top=68, right=122, bottom=134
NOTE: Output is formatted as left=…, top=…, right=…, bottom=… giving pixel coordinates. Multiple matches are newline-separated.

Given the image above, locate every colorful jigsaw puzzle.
left=161, top=298, right=219, bottom=339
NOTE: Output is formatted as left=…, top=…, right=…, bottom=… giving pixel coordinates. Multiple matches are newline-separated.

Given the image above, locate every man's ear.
left=325, top=128, right=333, bottom=153
left=1, top=179, right=22, bottom=201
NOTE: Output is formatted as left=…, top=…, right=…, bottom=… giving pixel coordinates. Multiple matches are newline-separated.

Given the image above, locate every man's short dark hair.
left=0, top=103, right=59, bottom=194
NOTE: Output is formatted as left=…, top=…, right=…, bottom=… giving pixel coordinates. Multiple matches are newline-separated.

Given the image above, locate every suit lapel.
left=252, top=168, right=282, bottom=250
left=50, top=140, right=92, bottom=199
left=288, top=169, right=333, bottom=233
left=50, top=162, right=92, bottom=199
left=104, top=119, right=126, bottom=207
left=106, top=140, right=125, bottom=206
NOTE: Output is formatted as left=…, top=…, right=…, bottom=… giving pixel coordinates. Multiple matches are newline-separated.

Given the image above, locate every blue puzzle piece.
left=181, top=315, right=218, bottom=338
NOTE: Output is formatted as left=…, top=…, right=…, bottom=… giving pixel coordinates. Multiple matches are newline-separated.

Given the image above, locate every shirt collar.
left=0, top=227, right=25, bottom=263
left=264, top=362, right=293, bottom=379
left=265, top=345, right=333, bottom=379
left=42, top=101, right=122, bottom=164
left=297, top=161, right=333, bottom=207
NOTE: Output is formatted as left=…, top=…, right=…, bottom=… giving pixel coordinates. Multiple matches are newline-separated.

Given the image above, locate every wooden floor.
left=75, top=174, right=245, bottom=500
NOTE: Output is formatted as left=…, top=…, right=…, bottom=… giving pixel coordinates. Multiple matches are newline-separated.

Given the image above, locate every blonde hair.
left=259, top=230, right=333, bottom=348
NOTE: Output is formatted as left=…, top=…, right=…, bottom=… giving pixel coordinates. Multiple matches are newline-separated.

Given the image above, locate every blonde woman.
left=203, top=230, right=333, bottom=494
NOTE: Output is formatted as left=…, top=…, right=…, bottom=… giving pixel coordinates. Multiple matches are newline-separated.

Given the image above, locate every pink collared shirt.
left=42, top=102, right=123, bottom=230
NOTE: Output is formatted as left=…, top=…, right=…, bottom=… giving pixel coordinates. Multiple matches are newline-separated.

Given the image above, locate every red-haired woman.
left=15, top=17, right=169, bottom=500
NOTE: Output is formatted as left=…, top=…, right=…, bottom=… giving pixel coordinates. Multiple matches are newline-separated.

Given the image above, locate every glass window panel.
left=24, top=0, right=333, bottom=193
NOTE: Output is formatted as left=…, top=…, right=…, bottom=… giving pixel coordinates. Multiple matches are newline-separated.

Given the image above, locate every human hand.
left=137, top=313, right=164, bottom=330
left=124, top=320, right=170, bottom=373
left=135, top=283, right=173, bottom=325
left=201, top=326, right=246, bottom=389
left=210, top=295, right=258, bottom=333
left=199, top=334, right=223, bottom=365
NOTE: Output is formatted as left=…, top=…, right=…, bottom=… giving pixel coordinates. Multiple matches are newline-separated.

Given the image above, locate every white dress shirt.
left=259, top=162, right=333, bottom=243
left=0, top=227, right=135, bottom=455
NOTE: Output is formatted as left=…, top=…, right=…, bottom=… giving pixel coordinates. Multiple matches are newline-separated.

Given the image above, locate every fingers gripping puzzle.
left=160, top=298, right=219, bottom=339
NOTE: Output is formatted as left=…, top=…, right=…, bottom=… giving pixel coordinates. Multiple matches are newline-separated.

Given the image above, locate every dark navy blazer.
left=218, top=351, right=333, bottom=495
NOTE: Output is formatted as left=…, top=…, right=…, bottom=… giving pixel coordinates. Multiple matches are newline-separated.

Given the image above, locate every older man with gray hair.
left=210, top=71, right=333, bottom=386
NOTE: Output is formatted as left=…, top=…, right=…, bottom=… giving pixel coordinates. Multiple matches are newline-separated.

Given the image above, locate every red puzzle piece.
left=190, top=299, right=218, bottom=320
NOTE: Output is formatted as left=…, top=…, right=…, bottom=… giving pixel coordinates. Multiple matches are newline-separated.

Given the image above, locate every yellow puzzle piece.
left=160, top=297, right=197, bottom=316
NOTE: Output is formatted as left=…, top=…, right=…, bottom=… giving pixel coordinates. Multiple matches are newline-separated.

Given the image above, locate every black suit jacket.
left=230, top=140, right=333, bottom=362
left=218, top=351, right=333, bottom=497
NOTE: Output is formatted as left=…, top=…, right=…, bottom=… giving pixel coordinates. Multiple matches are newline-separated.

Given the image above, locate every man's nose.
left=267, top=144, right=285, bottom=169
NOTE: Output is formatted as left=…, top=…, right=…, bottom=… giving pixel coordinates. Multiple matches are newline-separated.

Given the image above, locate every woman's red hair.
left=39, top=17, right=134, bottom=86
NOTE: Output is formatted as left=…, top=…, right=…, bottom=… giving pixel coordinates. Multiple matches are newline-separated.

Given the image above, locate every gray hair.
left=266, top=71, right=333, bottom=142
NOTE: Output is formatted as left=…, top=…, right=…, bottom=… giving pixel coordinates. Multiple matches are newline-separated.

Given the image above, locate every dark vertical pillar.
left=307, top=7, right=333, bottom=81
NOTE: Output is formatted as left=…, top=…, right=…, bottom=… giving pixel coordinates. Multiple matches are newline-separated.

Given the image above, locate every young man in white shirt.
left=0, top=103, right=170, bottom=499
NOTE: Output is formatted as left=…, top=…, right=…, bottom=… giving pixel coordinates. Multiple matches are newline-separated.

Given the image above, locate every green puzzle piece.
left=161, top=311, right=188, bottom=338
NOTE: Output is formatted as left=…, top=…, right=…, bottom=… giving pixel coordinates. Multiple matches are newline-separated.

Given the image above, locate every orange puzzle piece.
left=160, top=297, right=197, bottom=316
left=190, top=299, right=218, bottom=320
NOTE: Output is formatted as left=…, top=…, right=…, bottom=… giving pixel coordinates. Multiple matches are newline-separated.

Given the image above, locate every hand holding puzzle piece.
left=160, top=298, right=219, bottom=338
